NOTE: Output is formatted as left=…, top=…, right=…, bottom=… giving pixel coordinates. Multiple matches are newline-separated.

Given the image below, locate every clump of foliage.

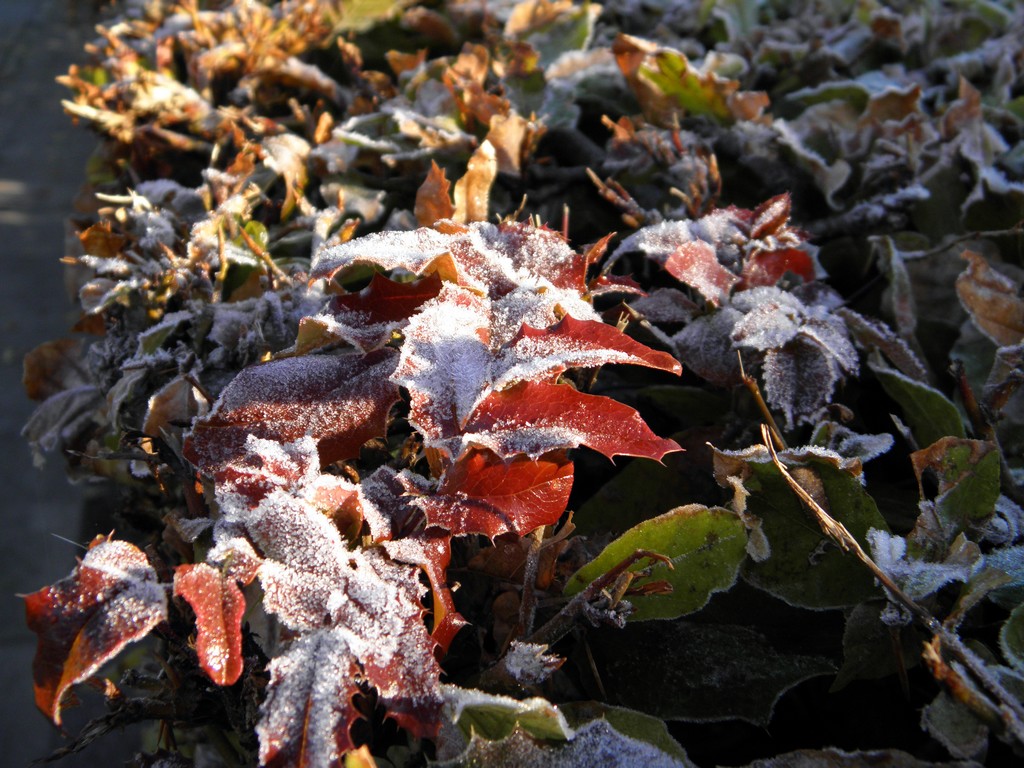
left=21, top=0, right=1024, bottom=766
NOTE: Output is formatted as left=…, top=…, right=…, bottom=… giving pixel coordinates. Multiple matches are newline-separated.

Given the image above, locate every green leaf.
left=869, top=358, right=965, bottom=447
left=564, top=505, right=747, bottom=621
left=560, top=703, right=692, bottom=763
left=987, top=543, right=1024, bottom=609
left=1001, top=603, right=1024, bottom=672
left=587, top=619, right=835, bottom=726
left=443, top=686, right=572, bottom=743
left=714, top=446, right=888, bottom=610
left=921, top=691, right=989, bottom=761
left=831, top=602, right=922, bottom=691
left=435, top=721, right=692, bottom=768
left=911, top=437, right=1001, bottom=542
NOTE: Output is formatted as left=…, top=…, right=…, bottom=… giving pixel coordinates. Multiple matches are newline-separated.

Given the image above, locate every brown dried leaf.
left=415, top=161, right=455, bottom=226
left=956, top=250, right=1024, bottom=346
left=454, top=140, right=497, bottom=223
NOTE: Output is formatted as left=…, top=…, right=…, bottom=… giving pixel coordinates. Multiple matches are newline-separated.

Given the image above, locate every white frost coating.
left=610, top=220, right=695, bottom=268
left=394, top=284, right=494, bottom=431
left=312, top=226, right=453, bottom=281
left=867, top=528, right=980, bottom=600
left=257, top=629, right=359, bottom=768
left=502, top=641, right=562, bottom=685
left=442, top=684, right=574, bottom=739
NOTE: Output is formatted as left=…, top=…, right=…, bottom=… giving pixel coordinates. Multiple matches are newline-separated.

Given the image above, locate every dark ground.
left=0, top=1, right=140, bottom=764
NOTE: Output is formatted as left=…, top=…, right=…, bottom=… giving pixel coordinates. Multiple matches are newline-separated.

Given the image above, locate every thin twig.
left=761, top=425, right=1024, bottom=746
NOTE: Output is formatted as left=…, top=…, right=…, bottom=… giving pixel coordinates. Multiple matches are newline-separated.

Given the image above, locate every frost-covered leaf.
left=867, top=529, right=979, bottom=601
left=559, top=702, right=693, bottom=765
left=173, top=563, right=245, bottom=686
left=235, top=487, right=444, bottom=757
left=713, top=446, right=887, bottom=609
left=663, top=240, right=739, bottom=306
left=837, top=307, right=928, bottom=383
left=810, top=422, right=894, bottom=464
left=565, top=505, right=746, bottom=621
left=312, top=221, right=590, bottom=301
left=316, top=272, right=443, bottom=352
left=458, top=381, right=681, bottom=461
left=672, top=308, right=744, bottom=387
left=382, top=529, right=467, bottom=653
left=909, top=438, right=1000, bottom=542
left=24, top=537, right=167, bottom=724
left=257, top=628, right=364, bottom=767
left=185, top=349, right=400, bottom=476
left=436, top=719, right=691, bottom=768
left=921, top=691, right=989, bottom=761
left=730, top=287, right=858, bottom=426
left=419, top=449, right=574, bottom=538
left=1002, top=603, right=1024, bottom=672
left=494, top=314, right=682, bottom=388
left=441, top=685, right=573, bottom=744
left=956, top=250, right=1024, bottom=346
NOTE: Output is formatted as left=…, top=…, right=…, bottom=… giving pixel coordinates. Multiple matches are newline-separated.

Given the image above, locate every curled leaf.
left=25, top=537, right=167, bottom=724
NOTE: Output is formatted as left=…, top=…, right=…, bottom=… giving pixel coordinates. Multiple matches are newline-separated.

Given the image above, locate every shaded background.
left=1, top=1, right=140, bottom=764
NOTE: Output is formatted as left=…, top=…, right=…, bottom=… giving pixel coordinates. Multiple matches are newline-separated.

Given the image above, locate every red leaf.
left=420, top=449, right=574, bottom=538
left=462, top=381, right=682, bottom=461
left=740, top=248, right=816, bottom=289
left=324, top=273, right=444, bottom=351
left=663, top=240, right=740, bottom=305
left=24, top=537, right=167, bottom=724
left=496, top=314, right=682, bottom=387
left=749, top=193, right=792, bottom=240
left=174, top=563, right=245, bottom=686
left=384, top=529, right=467, bottom=654
left=185, top=349, right=400, bottom=478
left=258, top=629, right=364, bottom=767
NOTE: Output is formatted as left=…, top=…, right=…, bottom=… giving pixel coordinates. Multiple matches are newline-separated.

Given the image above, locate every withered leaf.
left=415, top=161, right=455, bottom=226
left=956, top=250, right=1024, bottom=346
left=453, top=140, right=497, bottom=223
left=25, top=537, right=167, bottom=725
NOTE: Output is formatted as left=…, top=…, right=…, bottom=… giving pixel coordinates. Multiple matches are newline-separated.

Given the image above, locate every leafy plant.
left=21, top=0, right=1024, bottom=766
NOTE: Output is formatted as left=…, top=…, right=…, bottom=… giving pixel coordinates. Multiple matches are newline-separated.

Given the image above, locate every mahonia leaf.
left=731, top=287, right=858, bottom=427
left=494, top=314, right=682, bottom=387
left=612, top=195, right=813, bottom=303
left=312, top=221, right=590, bottom=301
left=663, top=241, right=739, bottom=307
left=395, top=284, right=680, bottom=455
left=25, top=536, right=167, bottom=724
left=257, top=628, right=364, bottom=767
left=565, top=504, right=747, bottom=621
left=312, top=272, right=444, bottom=352
left=457, top=380, right=682, bottom=461
left=222, top=481, right=444, bottom=759
left=419, top=448, right=574, bottom=538
left=184, top=349, right=400, bottom=477
left=173, top=563, right=245, bottom=686
left=383, top=529, right=467, bottom=653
